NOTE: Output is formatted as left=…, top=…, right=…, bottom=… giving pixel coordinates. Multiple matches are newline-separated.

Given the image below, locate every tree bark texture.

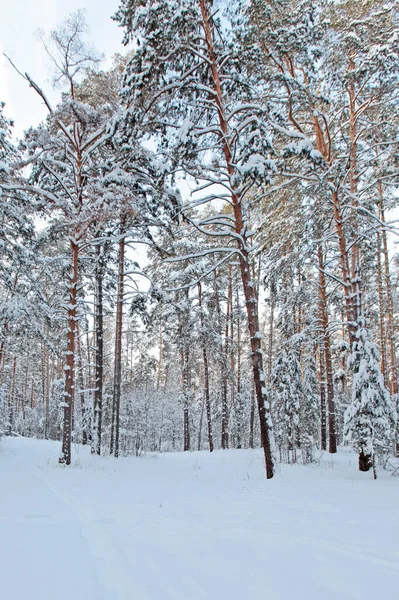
left=60, top=239, right=79, bottom=465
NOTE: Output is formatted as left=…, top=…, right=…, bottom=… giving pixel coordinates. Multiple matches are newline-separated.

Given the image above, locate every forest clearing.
left=1, top=436, right=398, bottom=600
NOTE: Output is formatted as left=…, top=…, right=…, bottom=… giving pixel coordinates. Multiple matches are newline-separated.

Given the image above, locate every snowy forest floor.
left=1, top=438, right=398, bottom=600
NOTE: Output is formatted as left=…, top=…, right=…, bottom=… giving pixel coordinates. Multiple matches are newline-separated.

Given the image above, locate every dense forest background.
left=1, top=0, right=399, bottom=479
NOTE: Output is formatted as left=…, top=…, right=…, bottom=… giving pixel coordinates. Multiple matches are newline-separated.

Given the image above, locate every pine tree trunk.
left=379, top=187, right=397, bottom=396
left=228, top=266, right=236, bottom=445
left=318, top=346, right=327, bottom=451
left=22, top=349, right=30, bottom=425
left=221, top=270, right=231, bottom=449
left=235, top=286, right=243, bottom=449
left=318, top=245, right=337, bottom=453
left=376, top=233, right=388, bottom=382
left=331, top=192, right=358, bottom=347
left=198, top=282, right=214, bottom=452
left=112, top=231, right=125, bottom=458
left=85, top=326, right=92, bottom=444
left=156, top=323, right=163, bottom=391
left=77, top=329, right=87, bottom=445
left=267, top=281, right=275, bottom=383
left=312, top=116, right=358, bottom=347
left=0, top=275, right=18, bottom=374
left=197, top=376, right=205, bottom=452
left=249, top=386, right=255, bottom=449
left=199, top=0, right=275, bottom=477
left=178, top=306, right=191, bottom=452
left=182, top=347, right=190, bottom=452
left=59, top=239, right=79, bottom=465
left=92, top=242, right=103, bottom=456
left=41, top=343, right=47, bottom=437
left=212, top=267, right=229, bottom=450
left=7, top=356, right=16, bottom=436
left=379, top=186, right=399, bottom=456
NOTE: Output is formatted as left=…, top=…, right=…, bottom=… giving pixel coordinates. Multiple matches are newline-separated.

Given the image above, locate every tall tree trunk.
left=22, top=348, right=30, bottom=425
left=379, top=186, right=397, bottom=396
left=221, top=269, right=231, bottom=449
left=198, top=282, right=214, bottom=452
left=0, top=275, right=18, bottom=375
left=235, top=286, right=243, bottom=449
left=376, top=233, right=388, bottom=382
left=199, top=0, right=274, bottom=476
left=92, top=242, right=104, bottom=456
left=379, top=185, right=398, bottom=455
left=249, top=386, right=255, bottom=449
left=59, top=239, right=79, bottom=465
left=212, top=267, right=229, bottom=450
left=7, top=356, right=16, bottom=436
left=112, top=230, right=125, bottom=458
left=313, top=116, right=358, bottom=347
left=157, top=323, right=163, bottom=391
left=77, top=328, right=87, bottom=445
left=318, top=244, right=337, bottom=453
left=181, top=336, right=191, bottom=452
left=197, top=366, right=205, bottom=451
left=318, top=346, right=327, bottom=451
left=178, top=297, right=191, bottom=452
left=267, top=280, right=275, bottom=383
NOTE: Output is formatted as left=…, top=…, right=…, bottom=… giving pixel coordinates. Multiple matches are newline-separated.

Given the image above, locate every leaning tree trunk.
left=60, top=238, right=79, bottom=465
left=199, top=0, right=275, bottom=477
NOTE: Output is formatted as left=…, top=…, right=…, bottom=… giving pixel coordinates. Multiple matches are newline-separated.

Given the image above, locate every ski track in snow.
left=1, top=437, right=399, bottom=600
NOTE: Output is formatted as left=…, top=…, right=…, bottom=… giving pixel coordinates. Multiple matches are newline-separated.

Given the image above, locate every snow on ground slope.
left=0, top=437, right=398, bottom=600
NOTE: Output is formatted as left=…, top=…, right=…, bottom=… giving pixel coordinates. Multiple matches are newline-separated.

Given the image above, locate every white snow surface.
left=1, top=437, right=398, bottom=600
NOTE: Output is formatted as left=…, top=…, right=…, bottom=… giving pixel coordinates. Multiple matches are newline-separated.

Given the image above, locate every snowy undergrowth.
left=1, top=437, right=398, bottom=600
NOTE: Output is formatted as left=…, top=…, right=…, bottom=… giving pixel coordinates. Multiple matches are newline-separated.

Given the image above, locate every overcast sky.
left=0, top=0, right=123, bottom=138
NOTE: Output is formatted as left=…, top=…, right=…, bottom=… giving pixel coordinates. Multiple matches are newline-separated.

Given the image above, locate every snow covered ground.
left=1, top=437, right=398, bottom=600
